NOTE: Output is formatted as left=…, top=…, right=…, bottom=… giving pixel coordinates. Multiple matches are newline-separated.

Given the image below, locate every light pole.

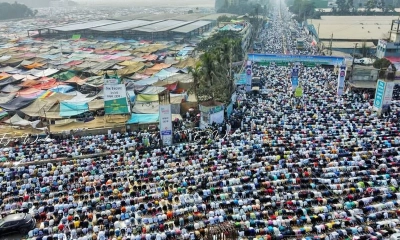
left=350, top=43, right=358, bottom=80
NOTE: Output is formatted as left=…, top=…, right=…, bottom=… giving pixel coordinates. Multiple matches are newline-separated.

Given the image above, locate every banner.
left=104, top=84, right=130, bottom=115
left=291, top=62, right=300, bottom=88
left=247, top=53, right=345, bottom=66
left=104, top=78, right=120, bottom=85
left=234, top=74, right=247, bottom=85
left=382, top=81, right=395, bottom=112
left=373, top=80, right=386, bottom=111
left=159, top=104, right=173, bottom=146
left=337, top=65, right=346, bottom=96
left=294, top=87, right=303, bottom=97
left=245, top=60, right=252, bottom=92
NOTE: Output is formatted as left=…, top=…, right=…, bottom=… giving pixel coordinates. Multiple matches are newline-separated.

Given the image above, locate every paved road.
left=0, top=233, right=25, bottom=240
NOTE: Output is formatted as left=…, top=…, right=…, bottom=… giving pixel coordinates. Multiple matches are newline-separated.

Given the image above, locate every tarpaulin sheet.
left=136, top=94, right=159, bottom=102
left=0, top=73, right=10, bottom=81
left=63, top=94, right=96, bottom=103
left=149, top=63, right=171, bottom=71
left=12, top=74, right=38, bottom=81
left=52, top=71, right=76, bottom=81
left=88, top=99, right=104, bottom=110
left=0, top=77, right=19, bottom=86
left=0, top=97, right=35, bottom=110
left=2, top=84, right=21, bottom=93
left=18, top=90, right=46, bottom=99
left=126, top=113, right=159, bottom=124
left=154, top=69, right=178, bottom=79
left=20, top=92, right=75, bottom=117
left=131, top=101, right=159, bottom=114
left=140, top=86, right=166, bottom=94
left=84, top=76, right=103, bottom=87
left=19, top=79, right=39, bottom=87
left=50, top=85, right=74, bottom=93
left=134, top=77, right=159, bottom=86
left=3, top=114, right=33, bottom=126
left=0, top=93, right=16, bottom=104
left=34, top=79, right=65, bottom=90
left=65, top=76, right=86, bottom=85
left=59, top=102, right=89, bottom=117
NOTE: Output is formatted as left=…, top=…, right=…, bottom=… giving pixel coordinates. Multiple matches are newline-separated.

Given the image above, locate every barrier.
left=248, top=53, right=345, bottom=66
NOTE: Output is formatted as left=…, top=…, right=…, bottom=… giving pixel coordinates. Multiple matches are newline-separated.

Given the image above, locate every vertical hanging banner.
left=245, top=60, right=252, bottom=92
left=104, top=84, right=131, bottom=115
left=291, top=62, right=300, bottom=88
left=337, top=65, right=346, bottom=96
left=382, top=81, right=395, bottom=113
left=373, top=79, right=386, bottom=111
left=159, top=104, right=173, bottom=146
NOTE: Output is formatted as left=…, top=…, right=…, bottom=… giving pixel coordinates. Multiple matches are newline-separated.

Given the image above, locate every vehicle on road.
left=0, top=213, right=35, bottom=235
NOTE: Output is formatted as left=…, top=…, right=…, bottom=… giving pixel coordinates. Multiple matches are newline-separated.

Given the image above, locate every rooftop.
left=171, top=21, right=212, bottom=33
left=308, top=16, right=395, bottom=41
left=321, top=41, right=376, bottom=49
left=133, top=20, right=193, bottom=33
left=50, top=20, right=119, bottom=32
left=90, top=20, right=156, bottom=32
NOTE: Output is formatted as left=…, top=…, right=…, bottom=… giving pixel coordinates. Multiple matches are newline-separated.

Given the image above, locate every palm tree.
left=187, top=63, right=202, bottom=103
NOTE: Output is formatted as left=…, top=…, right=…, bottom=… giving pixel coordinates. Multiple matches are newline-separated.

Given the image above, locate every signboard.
left=104, top=84, right=130, bottom=115
left=104, top=78, right=120, bottom=85
left=159, top=105, right=173, bottom=146
left=382, top=81, right=395, bottom=112
left=245, top=60, right=252, bottom=92
left=294, top=87, right=303, bottom=97
left=234, top=74, right=247, bottom=85
left=337, top=65, right=346, bottom=96
left=373, top=80, right=386, bottom=111
left=291, top=63, right=300, bottom=88
left=247, top=53, right=345, bottom=66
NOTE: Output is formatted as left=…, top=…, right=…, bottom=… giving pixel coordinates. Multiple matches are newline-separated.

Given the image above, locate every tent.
left=50, top=85, right=74, bottom=93
left=126, top=113, right=159, bottom=124
left=3, top=114, right=38, bottom=127
left=0, top=97, right=35, bottom=110
left=2, top=84, right=22, bottom=93
left=59, top=102, right=89, bottom=117
left=21, top=93, right=74, bottom=117
left=0, top=93, right=16, bottom=104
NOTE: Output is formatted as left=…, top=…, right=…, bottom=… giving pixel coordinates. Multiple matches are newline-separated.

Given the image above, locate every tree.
left=0, top=2, right=34, bottom=20
left=360, top=41, right=371, bottom=57
left=347, top=0, right=354, bottom=12
left=365, top=0, right=376, bottom=12
left=373, top=58, right=392, bottom=69
left=336, top=0, right=349, bottom=12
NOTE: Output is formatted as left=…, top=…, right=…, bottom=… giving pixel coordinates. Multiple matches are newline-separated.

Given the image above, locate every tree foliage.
left=0, top=2, right=35, bottom=20
left=373, top=58, right=392, bottom=69
left=289, top=0, right=320, bottom=21
left=190, top=31, right=244, bottom=104
left=217, top=1, right=264, bottom=15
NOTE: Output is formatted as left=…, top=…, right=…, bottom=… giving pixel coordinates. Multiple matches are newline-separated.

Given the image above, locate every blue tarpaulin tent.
left=60, top=102, right=89, bottom=117
left=127, top=113, right=159, bottom=124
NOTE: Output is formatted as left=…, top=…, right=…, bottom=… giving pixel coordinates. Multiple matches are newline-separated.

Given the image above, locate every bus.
left=296, top=38, right=304, bottom=50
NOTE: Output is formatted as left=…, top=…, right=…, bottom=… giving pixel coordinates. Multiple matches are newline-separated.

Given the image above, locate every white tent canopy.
left=3, top=114, right=40, bottom=127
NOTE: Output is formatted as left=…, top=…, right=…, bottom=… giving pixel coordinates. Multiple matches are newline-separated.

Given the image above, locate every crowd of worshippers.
left=1, top=6, right=400, bottom=240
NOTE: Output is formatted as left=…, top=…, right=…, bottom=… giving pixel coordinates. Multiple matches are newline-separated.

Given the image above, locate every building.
left=376, top=20, right=400, bottom=58
left=306, top=16, right=399, bottom=55
left=218, top=20, right=253, bottom=51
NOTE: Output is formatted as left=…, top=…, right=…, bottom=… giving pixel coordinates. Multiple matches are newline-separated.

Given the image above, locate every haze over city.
left=72, top=0, right=215, bottom=7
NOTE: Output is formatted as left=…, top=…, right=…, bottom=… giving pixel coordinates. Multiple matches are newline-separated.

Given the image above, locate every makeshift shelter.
left=20, top=93, right=74, bottom=117
left=3, top=114, right=39, bottom=127
left=126, top=113, right=159, bottom=124
left=2, top=84, right=22, bottom=93
left=59, top=102, right=89, bottom=117
left=0, top=97, right=34, bottom=111
left=0, top=93, right=16, bottom=104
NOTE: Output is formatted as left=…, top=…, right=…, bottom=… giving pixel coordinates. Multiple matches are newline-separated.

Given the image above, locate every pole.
left=351, top=43, right=358, bottom=80
left=329, top=33, right=333, bottom=56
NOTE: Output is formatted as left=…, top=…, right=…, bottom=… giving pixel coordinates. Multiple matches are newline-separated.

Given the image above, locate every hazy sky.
left=76, top=0, right=215, bottom=7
